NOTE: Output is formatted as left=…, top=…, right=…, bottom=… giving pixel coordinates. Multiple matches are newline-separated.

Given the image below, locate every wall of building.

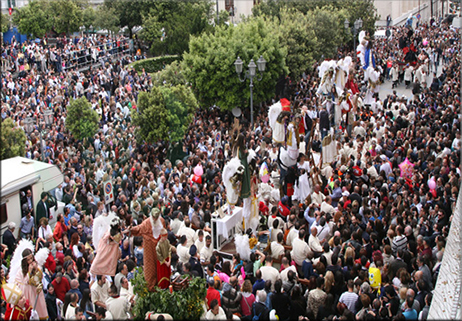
left=428, top=188, right=462, bottom=319
left=217, top=0, right=254, bottom=24
left=374, top=0, right=433, bottom=26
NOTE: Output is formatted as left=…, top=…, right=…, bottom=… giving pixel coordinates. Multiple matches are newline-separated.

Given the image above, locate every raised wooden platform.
left=217, top=239, right=236, bottom=260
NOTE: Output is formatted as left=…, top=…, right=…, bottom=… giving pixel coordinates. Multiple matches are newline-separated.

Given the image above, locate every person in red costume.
left=345, top=73, right=359, bottom=95
left=2, top=284, right=33, bottom=321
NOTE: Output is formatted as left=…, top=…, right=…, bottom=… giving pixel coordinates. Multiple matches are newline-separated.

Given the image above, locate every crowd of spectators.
left=1, top=18, right=460, bottom=321
left=1, top=34, right=136, bottom=76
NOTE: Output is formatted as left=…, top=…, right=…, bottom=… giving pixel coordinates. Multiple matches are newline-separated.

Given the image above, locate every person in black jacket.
left=270, top=279, right=291, bottom=321
left=319, top=105, right=330, bottom=140
left=45, top=283, right=58, bottom=320
left=188, top=245, right=203, bottom=278
left=221, top=277, right=242, bottom=316
left=2, top=222, right=17, bottom=257
left=251, top=290, right=270, bottom=321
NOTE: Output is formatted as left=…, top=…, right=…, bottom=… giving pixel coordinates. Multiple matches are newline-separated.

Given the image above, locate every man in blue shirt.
left=252, top=269, right=265, bottom=295
left=402, top=296, right=418, bottom=320
left=19, top=208, right=35, bottom=239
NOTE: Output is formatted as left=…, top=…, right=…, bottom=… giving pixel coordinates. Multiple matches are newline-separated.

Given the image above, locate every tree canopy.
left=1, top=13, right=10, bottom=34
left=141, top=1, right=214, bottom=56
left=183, top=16, right=287, bottom=111
left=133, top=85, right=198, bottom=144
left=253, top=0, right=379, bottom=48
left=1, top=118, right=26, bottom=160
left=13, top=0, right=51, bottom=38
left=65, top=97, right=99, bottom=141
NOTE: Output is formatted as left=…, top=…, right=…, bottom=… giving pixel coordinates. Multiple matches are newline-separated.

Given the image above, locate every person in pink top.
left=239, top=280, right=256, bottom=318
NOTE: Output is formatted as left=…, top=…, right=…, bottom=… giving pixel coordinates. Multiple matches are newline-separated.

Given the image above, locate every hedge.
left=128, top=55, right=181, bottom=73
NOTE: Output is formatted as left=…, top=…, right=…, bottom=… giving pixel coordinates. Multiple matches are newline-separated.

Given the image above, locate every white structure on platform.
left=428, top=189, right=462, bottom=320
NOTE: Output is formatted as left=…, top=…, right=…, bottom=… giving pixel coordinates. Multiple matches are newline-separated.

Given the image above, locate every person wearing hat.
left=128, top=207, right=166, bottom=291
left=188, top=244, right=204, bottom=278
left=2, top=283, right=34, bottom=320
left=156, top=228, right=171, bottom=289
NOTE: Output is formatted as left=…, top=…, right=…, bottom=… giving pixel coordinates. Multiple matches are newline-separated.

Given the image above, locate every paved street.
left=378, top=62, right=443, bottom=101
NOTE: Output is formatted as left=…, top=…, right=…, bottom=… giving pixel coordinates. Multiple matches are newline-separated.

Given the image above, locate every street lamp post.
left=24, top=109, right=54, bottom=162
left=234, top=55, right=267, bottom=129
left=344, top=18, right=363, bottom=51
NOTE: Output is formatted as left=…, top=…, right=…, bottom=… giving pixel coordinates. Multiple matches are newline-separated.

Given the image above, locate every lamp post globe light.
left=234, top=55, right=267, bottom=128
left=345, top=18, right=363, bottom=51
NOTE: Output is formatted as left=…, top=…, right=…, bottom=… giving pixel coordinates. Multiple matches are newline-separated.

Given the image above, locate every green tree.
left=49, top=0, right=83, bottom=35
left=141, top=1, right=213, bottom=56
left=254, top=0, right=378, bottom=42
left=104, top=0, right=153, bottom=38
left=1, top=13, right=10, bottom=33
left=151, top=61, right=188, bottom=87
left=277, top=8, right=317, bottom=77
left=65, top=97, right=99, bottom=141
left=306, top=6, right=348, bottom=60
left=81, top=5, right=96, bottom=31
left=133, top=85, right=198, bottom=143
left=183, top=16, right=287, bottom=111
left=1, top=118, right=26, bottom=160
left=13, top=0, right=51, bottom=38
left=94, top=5, right=119, bottom=34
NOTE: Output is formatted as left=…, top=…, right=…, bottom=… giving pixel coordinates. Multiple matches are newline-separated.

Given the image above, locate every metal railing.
left=62, top=38, right=132, bottom=71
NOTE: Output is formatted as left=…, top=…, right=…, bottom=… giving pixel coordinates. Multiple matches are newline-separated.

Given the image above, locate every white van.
left=1, top=157, right=65, bottom=238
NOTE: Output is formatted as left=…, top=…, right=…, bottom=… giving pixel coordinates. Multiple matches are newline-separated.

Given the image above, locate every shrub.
left=129, top=55, right=181, bottom=73
left=131, top=268, right=206, bottom=320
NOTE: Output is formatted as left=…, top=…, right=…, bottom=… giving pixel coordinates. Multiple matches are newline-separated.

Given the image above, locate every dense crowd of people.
left=1, top=18, right=460, bottom=321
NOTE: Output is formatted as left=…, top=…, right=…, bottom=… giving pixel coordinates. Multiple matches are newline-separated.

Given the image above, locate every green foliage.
left=65, top=97, right=99, bottom=141
left=141, top=1, right=214, bottom=56
left=49, top=0, right=83, bottom=35
left=13, top=0, right=86, bottom=36
left=93, top=5, right=119, bottom=34
left=81, top=5, right=96, bottom=31
left=13, top=0, right=51, bottom=38
left=132, top=85, right=198, bottom=144
left=131, top=268, right=206, bottom=320
left=128, top=55, right=181, bottom=74
left=104, top=0, right=155, bottom=37
left=151, top=61, right=188, bottom=87
left=1, top=13, right=10, bottom=33
left=1, top=118, right=26, bottom=161
left=183, top=16, right=287, bottom=111
left=306, top=5, right=347, bottom=60
left=253, top=0, right=379, bottom=57
left=277, top=8, right=317, bottom=77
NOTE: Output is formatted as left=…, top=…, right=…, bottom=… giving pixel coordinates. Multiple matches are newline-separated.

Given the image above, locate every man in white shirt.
left=320, top=196, right=336, bottom=216
left=177, top=218, right=195, bottom=248
left=270, top=232, right=285, bottom=260
left=205, top=299, right=226, bottom=320
left=280, top=257, right=298, bottom=282
left=176, top=235, right=190, bottom=264
left=291, top=230, right=312, bottom=267
left=285, top=222, right=299, bottom=247
left=309, top=227, right=323, bottom=255
left=91, top=275, right=111, bottom=309
left=310, top=185, right=326, bottom=209
left=106, top=284, right=131, bottom=320
left=259, top=256, right=280, bottom=292
left=200, top=235, right=214, bottom=266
